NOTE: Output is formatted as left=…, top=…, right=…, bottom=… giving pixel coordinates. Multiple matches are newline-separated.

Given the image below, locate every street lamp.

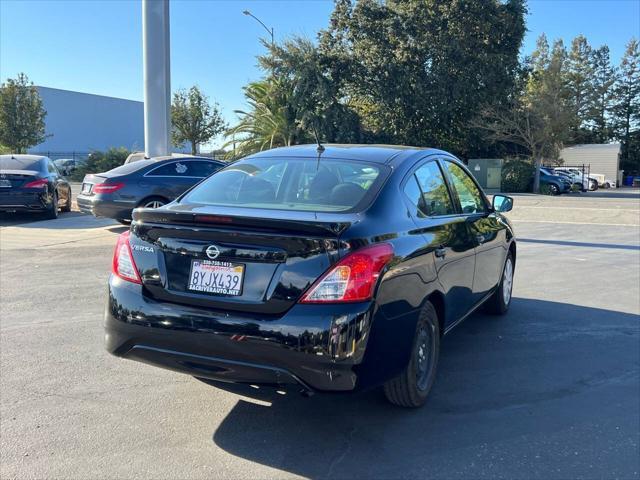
left=242, top=9, right=274, bottom=46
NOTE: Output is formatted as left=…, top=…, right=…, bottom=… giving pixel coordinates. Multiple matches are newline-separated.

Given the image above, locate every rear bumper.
left=0, top=191, right=47, bottom=212
left=77, top=194, right=134, bottom=220
left=105, top=276, right=376, bottom=392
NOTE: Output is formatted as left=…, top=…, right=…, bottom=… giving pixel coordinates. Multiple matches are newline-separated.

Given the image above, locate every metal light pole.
left=142, top=0, right=171, bottom=158
left=242, top=10, right=274, bottom=46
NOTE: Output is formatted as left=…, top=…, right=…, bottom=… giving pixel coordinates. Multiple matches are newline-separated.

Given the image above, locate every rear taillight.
left=23, top=178, right=48, bottom=189
left=93, top=182, right=124, bottom=194
left=300, top=243, right=394, bottom=304
left=112, top=231, right=141, bottom=284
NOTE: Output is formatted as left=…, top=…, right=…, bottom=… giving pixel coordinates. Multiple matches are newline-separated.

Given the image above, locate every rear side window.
left=406, top=161, right=455, bottom=217
left=147, top=161, right=197, bottom=177
left=181, top=157, right=386, bottom=213
left=188, top=161, right=222, bottom=178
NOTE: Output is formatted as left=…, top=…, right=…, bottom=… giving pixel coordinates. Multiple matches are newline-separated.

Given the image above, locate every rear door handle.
left=434, top=246, right=447, bottom=259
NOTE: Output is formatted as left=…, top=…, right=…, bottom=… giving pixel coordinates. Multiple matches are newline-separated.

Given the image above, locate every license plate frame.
left=187, top=259, right=245, bottom=296
left=0, top=179, right=11, bottom=188
left=81, top=183, right=92, bottom=194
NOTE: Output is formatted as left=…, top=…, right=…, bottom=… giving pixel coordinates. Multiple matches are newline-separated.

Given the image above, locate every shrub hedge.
left=501, top=158, right=534, bottom=193
left=70, top=147, right=130, bottom=181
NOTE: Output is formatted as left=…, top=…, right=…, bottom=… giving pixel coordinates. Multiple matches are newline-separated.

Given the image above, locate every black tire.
left=116, top=219, right=132, bottom=226
left=138, top=196, right=168, bottom=209
left=383, top=301, right=440, bottom=408
left=484, top=251, right=514, bottom=315
left=549, top=184, right=560, bottom=195
left=44, top=192, right=59, bottom=219
left=61, top=187, right=72, bottom=212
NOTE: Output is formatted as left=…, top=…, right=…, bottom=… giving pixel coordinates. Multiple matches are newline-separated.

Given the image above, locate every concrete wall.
left=29, top=87, right=144, bottom=153
left=560, top=144, right=621, bottom=186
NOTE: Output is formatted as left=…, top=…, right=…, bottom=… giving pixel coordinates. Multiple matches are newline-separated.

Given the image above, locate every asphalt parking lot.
left=1, top=189, right=639, bottom=479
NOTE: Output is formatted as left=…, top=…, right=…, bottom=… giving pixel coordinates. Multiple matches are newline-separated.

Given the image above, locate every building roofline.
left=35, top=85, right=142, bottom=104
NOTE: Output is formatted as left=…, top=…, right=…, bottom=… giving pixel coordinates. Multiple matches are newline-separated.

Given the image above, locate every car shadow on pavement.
left=209, top=298, right=639, bottom=479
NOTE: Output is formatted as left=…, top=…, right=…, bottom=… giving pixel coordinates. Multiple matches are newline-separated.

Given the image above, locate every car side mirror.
left=492, top=194, right=513, bottom=213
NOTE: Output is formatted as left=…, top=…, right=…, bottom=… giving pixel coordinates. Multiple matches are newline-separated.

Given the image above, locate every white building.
left=28, top=86, right=144, bottom=156
left=559, top=144, right=622, bottom=188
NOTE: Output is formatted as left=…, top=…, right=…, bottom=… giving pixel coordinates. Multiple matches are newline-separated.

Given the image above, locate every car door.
left=441, top=159, right=507, bottom=302
left=46, top=159, right=70, bottom=207
left=403, top=158, right=477, bottom=328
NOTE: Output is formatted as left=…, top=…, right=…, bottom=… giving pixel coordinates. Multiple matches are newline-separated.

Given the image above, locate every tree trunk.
left=532, top=156, right=542, bottom=193
left=191, top=141, right=197, bottom=155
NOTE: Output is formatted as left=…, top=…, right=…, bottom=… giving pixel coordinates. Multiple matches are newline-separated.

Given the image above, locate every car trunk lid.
left=0, top=170, right=39, bottom=188
left=129, top=205, right=355, bottom=315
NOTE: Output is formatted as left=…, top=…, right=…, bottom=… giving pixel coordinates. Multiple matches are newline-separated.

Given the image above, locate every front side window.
left=181, top=157, right=386, bottom=213
left=406, top=161, right=455, bottom=217
left=443, top=161, right=487, bottom=214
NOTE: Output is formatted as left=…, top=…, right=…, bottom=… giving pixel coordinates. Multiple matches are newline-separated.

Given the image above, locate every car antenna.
left=312, top=124, right=325, bottom=154
left=312, top=123, right=325, bottom=171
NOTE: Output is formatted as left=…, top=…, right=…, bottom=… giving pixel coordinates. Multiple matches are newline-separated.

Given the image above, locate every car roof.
left=0, top=154, right=47, bottom=161
left=247, top=144, right=454, bottom=166
left=146, top=154, right=216, bottom=162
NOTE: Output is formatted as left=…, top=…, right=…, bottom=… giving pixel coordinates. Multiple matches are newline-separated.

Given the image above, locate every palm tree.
left=224, top=79, right=308, bottom=158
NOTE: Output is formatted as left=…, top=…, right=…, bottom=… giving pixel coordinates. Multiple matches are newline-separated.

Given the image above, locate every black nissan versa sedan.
left=0, top=154, right=72, bottom=219
left=77, top=156, right=224, bottom=224
left=105, top=145, right=516, bottom=408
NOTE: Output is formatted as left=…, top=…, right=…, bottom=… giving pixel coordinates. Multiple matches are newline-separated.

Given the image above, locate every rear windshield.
left=181, top=156, right=385, bottom=213
left=104, top=159, right=157, bottom=176
left=0, top=157, right=44, bottom=171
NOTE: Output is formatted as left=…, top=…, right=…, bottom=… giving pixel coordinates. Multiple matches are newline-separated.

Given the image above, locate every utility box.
left=468, top=159, right=503, bottom=193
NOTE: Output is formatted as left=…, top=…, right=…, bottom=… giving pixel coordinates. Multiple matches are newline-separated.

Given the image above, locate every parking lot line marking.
left=511, top=220, right=640, bottom=227
left=517, top=206, right=640, bottom=211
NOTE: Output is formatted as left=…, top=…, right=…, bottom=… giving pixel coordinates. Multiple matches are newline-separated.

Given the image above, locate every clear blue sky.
left=1, top=0, right=639, bottom=137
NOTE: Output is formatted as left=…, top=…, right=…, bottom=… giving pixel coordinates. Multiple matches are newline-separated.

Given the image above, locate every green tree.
left=171, top=86, right=226, bottom=155
left=260, top=37, right=362, bottom=143
left=586, top=46, right=617, bottom=142
left=565, top=35, right=594, bottom=142
left=225, top=79, right=309, bottom=158
left=319, top=0, right=526, bottom=156
left=0, top=73, right=48, bottom=153
left=613, top=38, right=640, bottom=175
left=475, top=36, right=573, bottom=192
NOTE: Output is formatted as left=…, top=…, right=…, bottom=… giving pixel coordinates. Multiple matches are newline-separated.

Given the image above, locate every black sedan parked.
left=0, top=154, right=72, bottom=219
left=77, top=156, right=224, bottom=224
left=105, top=145, right=516, bottom=408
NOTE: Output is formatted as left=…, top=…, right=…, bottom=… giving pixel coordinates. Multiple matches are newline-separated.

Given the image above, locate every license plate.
left=81, top=183, right=92, bottom=194
left=187, top=260, right=244, bottom=296
left=0, top=179, right=11, bottom=188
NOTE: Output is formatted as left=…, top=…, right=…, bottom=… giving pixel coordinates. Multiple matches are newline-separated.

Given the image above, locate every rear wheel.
left=383, top=301, right=440, bottom=408
left=61, top=188, right=72, bottom=212
left=44, top=193, right=59, bottom=219
left=484, top=251, right=514, bottom=315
